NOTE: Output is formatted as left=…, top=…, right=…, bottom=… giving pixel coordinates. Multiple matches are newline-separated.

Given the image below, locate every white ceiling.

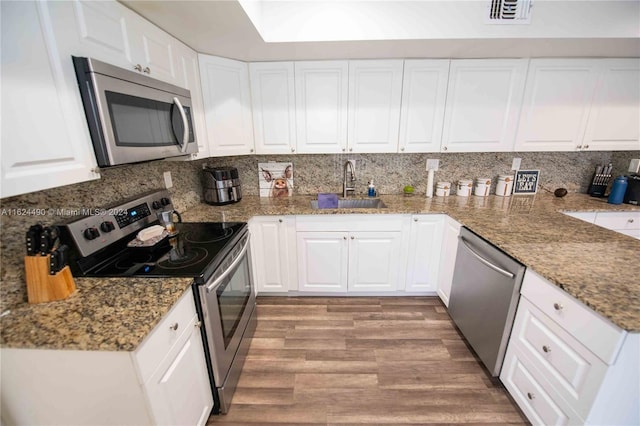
left=119, top=0, right=640, bottom=61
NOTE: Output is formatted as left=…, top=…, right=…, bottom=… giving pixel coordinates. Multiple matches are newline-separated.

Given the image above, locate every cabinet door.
left=1, top=1, right=100, bottom=198
left=176, top=46, right=209, bottom=159
left=348, top=231, right=403, bottom=292
left=145, top=315, right=213, bottom=426
left=405, top=216, right=444, bottom=293
left=46, top=0, right=134, bottom=72
left=399, top=60, right=450, bottom=153
left=583, top=59, right=640, bottom=151
left=125, top=14, right=178, bottom=85
left=295, top=61, right=349, bottom=154
left=437, top=216, right=461, bottom=307
left=250, top=62, right=297, bottom=154
left=347, top=60, right=404, bottom=153
left=250, top=217, right=296, bottom=293
left=297, top=232, right=348, bottom=292
left=442, top=59, right=527, bottom=152
left=515, top=59, right=600, bottom=152
left=199, top=55, right=255, bottom=156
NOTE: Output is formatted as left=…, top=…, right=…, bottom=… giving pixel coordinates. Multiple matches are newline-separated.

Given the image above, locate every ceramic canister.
left=474, top=178, right=491, bottom=197
left=495, top=174, right=514, bottom=197
left=435, top=182, right=451, bottom=197
left=457, top=179, right=473, bottom=196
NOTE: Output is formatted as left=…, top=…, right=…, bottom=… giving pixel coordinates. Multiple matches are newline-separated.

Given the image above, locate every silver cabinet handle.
left=459, top=237, right=514, bottom=279
left=250, top=148, right=254, bottom=153
left=194, top=321, right=202, bottom=328
left=584, top=145, right=589, bottom=149
left=542, top=345, right=551, bottom=353
left=134, top=64, right=143, bottom=72
left=172, top=97, right=189, bottom=153
left=291, top=148, right=295, bottom=153
left=206, top=237, right=250, bottom=292
left=343, top=236, right=347, bottom=240
left=527, top=392, right=535, bottom=400
left=342, top=148, right=346, bottom=152
left=143, top=67, right=151, bottom=74
left=278, top=218, right=283, bottom=223
left=401, top=147, right=405, bottom=151
left=351, top=236, right=355, bottom=240
left=169, top=323, right=179, bottom=331
left=553, top=303, right=563, bottom=311
left=628, top=219, right=634, bottom=223
left=443, top=146, right=448, bottom=151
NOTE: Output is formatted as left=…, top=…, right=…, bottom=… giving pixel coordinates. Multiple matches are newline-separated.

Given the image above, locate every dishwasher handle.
left=459, top=237, right=515, bottom=279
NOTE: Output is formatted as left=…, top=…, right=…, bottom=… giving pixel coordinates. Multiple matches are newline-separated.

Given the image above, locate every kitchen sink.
left=310, top=198, right=388, bottom=209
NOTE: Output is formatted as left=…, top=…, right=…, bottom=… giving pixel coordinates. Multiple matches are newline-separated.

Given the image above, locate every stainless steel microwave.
left=72, top=56, right=198, bottom=167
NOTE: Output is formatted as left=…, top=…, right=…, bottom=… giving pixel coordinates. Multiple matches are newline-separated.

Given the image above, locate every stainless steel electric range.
left=59, top=190, right=256, bottom=415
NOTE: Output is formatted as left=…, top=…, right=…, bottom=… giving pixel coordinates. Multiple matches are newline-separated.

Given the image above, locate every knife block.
left=24, top=256, right=76, bottom=304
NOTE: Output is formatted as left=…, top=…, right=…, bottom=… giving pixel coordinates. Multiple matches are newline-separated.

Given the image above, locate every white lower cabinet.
left=436, top=216, right=461, bottom=306
left=501, top=270, right=638, bottom=426
left=250, top=216, right=297, bottom=293
left=405, top=215, right=444, bottom=293
left=563, top=211, right=640, bottom=240
left=0, top=288, right=213, bottom=425
left=295, top=215, right=409, bottom=293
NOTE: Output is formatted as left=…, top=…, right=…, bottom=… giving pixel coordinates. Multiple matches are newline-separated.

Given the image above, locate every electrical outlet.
left=163, top=171, right=173, bottom=189
left=511, top=158, right=522, bottom=171
left=426, top=159, right=439, bottom=171
left=629, top=159, right=640, bottom=173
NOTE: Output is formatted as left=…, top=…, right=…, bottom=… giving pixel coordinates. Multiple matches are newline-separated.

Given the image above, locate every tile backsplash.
left=1, top=150, right=638, bottom=309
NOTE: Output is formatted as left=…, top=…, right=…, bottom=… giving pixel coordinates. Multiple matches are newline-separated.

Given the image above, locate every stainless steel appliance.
left=72, top=56, right=198, bottom=167
left=203, top=166, right=242, bottom=205
left=448, top=227, right=526, bottom=377
left=58, top=190, right=255, bottom=415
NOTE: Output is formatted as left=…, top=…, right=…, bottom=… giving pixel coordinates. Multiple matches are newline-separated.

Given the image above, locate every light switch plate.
left=164, top=171, right=173, bottom=189
left=511, top=158, right=522, bottom=171
left=629, top=159, right=640, bottom=173
left=426, top=159, right=439, bottom=171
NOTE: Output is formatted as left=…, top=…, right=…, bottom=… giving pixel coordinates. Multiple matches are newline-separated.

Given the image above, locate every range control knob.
left=83, top=227, right=100, bottom=240
left=100, top=221, right=115, bottom=233
left=151, top=201, right=162, bottom=210
left=160, top=197, right=171, bottom=206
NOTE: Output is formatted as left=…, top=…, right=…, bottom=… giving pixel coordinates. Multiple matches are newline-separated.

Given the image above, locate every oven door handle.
left=172, top=97, right=189, bottom=153
left=205, top=237, right=249, bottom=293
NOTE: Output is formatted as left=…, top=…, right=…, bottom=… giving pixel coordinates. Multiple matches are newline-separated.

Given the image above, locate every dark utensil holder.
left=588, top=173, right=611, bottom=197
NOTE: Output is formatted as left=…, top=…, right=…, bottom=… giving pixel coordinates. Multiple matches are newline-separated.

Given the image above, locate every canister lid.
left=458, top=179, right=473, bottom=184
left=436, top=181, right=451, bottom=188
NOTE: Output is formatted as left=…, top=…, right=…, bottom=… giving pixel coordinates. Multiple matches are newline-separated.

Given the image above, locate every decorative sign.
left=513, top=170, right=540, bottom=195
left=259, top=162, right=293, bottom=197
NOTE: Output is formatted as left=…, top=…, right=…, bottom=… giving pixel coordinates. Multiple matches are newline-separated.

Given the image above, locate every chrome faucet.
left=343, top=161, right=356, bottom=197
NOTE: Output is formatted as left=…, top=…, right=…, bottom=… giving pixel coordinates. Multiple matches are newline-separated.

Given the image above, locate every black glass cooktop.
left=89, top=222, right=247, bottom=281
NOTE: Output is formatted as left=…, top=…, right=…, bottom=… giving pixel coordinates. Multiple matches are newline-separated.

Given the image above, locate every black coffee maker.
left=202, top=166, right=242, bottom=205
left=623, top=174, right=640, bottom=205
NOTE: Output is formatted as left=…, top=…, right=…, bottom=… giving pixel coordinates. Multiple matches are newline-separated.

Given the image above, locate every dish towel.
left=317, top=193, right=339, bottom=208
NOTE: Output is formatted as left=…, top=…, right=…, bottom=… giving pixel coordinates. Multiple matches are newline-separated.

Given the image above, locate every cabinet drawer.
left=510, top=298, right=608, bottom=418
left=501, top=351, right=574, bottom=426
left=594, top=211, right=640, bottom=231
left=136, top=287, right=197, bottom=383
left=296, top=214, right=407, bottom=232
left=521, top=270, right=624, bottom=364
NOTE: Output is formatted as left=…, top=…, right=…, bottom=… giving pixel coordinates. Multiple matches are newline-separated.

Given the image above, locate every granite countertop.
left=1, top=276, right=193, bottom=351
left=183, top=193, right=640, bottom=332
left=2, top=192, right=638, bottom=352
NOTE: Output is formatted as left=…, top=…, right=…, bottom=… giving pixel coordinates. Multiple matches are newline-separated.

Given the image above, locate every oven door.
left=198, top=233, right=256, bottom=405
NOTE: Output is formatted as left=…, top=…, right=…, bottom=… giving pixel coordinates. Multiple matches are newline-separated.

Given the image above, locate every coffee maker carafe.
left=203, top=166, right=242, bottom=205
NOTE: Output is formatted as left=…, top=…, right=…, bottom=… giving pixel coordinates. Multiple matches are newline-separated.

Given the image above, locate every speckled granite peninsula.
left=181, top=192, right=640, bottom=332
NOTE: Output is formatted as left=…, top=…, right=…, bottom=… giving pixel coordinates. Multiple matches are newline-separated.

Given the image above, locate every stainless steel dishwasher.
left=448, top=227, right=526, bottom=377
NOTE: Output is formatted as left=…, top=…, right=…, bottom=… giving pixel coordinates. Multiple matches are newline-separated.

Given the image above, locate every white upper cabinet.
left=347, top=60, right=404, bottom=153
left=442, top=59, right=528, bottom=152
left=398, top=60, right=450, bottom=153
left=175, top=45, right=209, bottom=159
left=583, top=58, right=640, bottom=151
left=295, top=61, right=349, bottom=154
left=199, top=55, right=255, bottom=156
left=249, top=62, right=297, bottom=154
left=1, top=1, right=100, bottom=199
left=515, top=59, right=601, bottom=152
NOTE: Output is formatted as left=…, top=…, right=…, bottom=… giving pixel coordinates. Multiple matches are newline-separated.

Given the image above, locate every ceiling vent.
left=487, top=0, right=533, bottom=24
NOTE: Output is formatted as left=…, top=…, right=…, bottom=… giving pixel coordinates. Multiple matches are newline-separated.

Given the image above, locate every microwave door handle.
left=172, top=97, right=189, bottom=153
left=205, top=237, right=250, bottom=293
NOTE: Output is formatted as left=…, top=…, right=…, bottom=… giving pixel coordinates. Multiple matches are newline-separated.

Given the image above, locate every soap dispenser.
left=368, top=180, right=376, bottom=197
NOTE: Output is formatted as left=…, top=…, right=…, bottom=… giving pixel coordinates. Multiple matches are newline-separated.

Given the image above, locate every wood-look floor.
left=207, top=296, right=528, bottom=425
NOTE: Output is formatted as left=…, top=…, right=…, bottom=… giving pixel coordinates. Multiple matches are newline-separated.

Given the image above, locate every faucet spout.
left=343, top=161, right=356, bottom=197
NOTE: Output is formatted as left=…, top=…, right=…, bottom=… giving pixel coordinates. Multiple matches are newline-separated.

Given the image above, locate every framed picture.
left=513, top=170, right=540, bottom=195
left=258, top=162, right=293, bottom=197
